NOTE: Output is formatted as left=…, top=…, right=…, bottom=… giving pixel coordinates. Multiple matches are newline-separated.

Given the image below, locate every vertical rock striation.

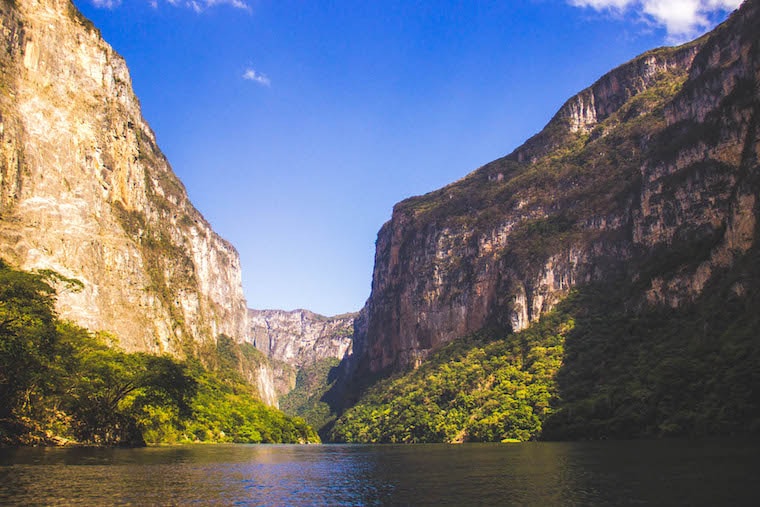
left=0, top=0, right=249, bottom=359
left=248, top=308, right=354, bottom=398
left=248, top=309, right=355, bottom=367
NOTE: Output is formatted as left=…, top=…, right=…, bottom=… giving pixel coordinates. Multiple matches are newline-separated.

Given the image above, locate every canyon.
left=1, top=0, right=757, bottom=440
left=248, top=308, right=355, bottom=398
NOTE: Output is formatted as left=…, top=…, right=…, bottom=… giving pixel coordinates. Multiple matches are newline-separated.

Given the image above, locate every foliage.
left=331, top=239, right=760, bottom=443
left=178, top=367, right=318, bottom=444
left=0, top=260, right=58, bottom=429
left=0, top=260, right=318, bottom=446
left=330, top=312, right=572, bottom=443
left=64, top=343, right=197, bottom=446
left=201, top=334, right=266, bottom=376
left=542, top=245, right=760, bottom=439
left=279, top=357, right=342, bottom=438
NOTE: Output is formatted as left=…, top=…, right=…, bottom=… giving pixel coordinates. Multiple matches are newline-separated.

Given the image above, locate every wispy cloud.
left=205, top=0, right=250, bottom=10
left=91, top=0, right=121, bottom=8
left=242, top=68, right=271, bottom=87
left=568, top=0, right=743, bottom=41
left=187, top=0, right=251, bottom=13
left=91, top=0, right=251, bottom=12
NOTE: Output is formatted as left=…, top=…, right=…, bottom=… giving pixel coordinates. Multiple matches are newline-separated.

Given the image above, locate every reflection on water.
left=1, top=439, right=759, bottom=505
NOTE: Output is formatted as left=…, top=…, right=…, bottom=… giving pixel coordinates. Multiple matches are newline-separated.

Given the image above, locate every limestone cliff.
left=347, top=0, right=759, bottom=378
left=249, top=309, right=354, bottom=366
left=249, top=308, right=355, bottom=396
left=0, top=0, right=255, bottom=380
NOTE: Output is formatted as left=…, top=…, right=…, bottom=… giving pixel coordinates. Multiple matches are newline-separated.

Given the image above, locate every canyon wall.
left=349, top=0, right=759, bottom=377
left=249, top=308, right=355, bottom=398
left=249, top=309, right=354, bottom=367
left=0, top=0, right=275, bottom=401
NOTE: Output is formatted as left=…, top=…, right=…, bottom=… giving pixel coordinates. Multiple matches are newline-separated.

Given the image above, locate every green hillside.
left=0, top=260, right=318, bottom=446
left=332, top=240, right=760, bottom=442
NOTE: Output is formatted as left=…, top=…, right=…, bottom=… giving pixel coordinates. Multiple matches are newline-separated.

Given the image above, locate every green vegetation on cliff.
left=0, top=260, right=318, bottom=446
left=542, top=244, right=760, bottom=440
left=331, top=242, right=760, bottom=442
left=330, top=1, right=760, bottom=443
left=280, top=357, right=342, bottom=438
left=331, top=314, right=568, bottom=443
left=142, top=364, right=317, bottom=445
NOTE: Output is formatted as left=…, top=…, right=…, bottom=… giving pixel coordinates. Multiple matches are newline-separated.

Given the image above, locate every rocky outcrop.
left=248, top=309, right=355, bottom=400
left=253, top=362, right=280, bottom=409
left=249, top=309, right=355, bottom=367
left=513, top=42, right=702, bottom=164
left=348, top=0, right=759, bottom=377
left=0, top=0, right=250, bottom=361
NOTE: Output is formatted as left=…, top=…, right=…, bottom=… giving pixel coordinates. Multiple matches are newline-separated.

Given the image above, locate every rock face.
left=0, top=0, right=250, bottom=363
left=249, top=309, right=355, bottom=367
left=248, top=309, right=355, bottom=400
left=348, top=0, right=759, bottom=378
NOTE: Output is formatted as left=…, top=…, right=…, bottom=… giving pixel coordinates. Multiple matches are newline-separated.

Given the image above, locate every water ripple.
left=1, top=439, right=759, bottom=506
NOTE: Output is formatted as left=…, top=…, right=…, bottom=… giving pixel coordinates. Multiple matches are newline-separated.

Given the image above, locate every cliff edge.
left=0, top=0, right=272, bottom=399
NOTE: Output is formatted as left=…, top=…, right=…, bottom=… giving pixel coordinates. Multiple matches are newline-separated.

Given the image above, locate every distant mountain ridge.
left=249, top=309, right=355, bottom=369
left=248, top=308, right=355, bottom=427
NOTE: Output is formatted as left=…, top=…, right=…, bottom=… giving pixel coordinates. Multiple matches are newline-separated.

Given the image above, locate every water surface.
left=1, top=439, right=759, bottom=505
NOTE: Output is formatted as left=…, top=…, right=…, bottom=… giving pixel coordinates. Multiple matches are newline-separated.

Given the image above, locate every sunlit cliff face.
left=0, top=0, right=250, bottom=365
left=348, top=0, right=759, bottom=377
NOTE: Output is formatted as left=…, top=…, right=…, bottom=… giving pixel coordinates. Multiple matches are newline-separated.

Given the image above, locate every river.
left=1, top=439, right=759, bottom=505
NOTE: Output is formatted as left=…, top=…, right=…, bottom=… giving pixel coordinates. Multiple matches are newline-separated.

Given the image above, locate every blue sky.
left=72, top=0, right=741, bottom=316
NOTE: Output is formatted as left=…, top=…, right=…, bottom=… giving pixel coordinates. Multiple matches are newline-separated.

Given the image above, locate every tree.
left=65, top=347, right=197, bottom=446
left=0, top=261, right=57, bottom=427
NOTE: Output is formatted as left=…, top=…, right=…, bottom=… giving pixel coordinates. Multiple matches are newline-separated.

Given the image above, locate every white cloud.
left=206, top=0, right=250, bottom=10
left=568, top=0, right=743, bottom=40
left=242, top=68, right=271, bottom=87
left=91, top=0, right=121, bottom=8
left=91, top=0, right=250, bottom=12
left=178, top=0, right=251, bottom=12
